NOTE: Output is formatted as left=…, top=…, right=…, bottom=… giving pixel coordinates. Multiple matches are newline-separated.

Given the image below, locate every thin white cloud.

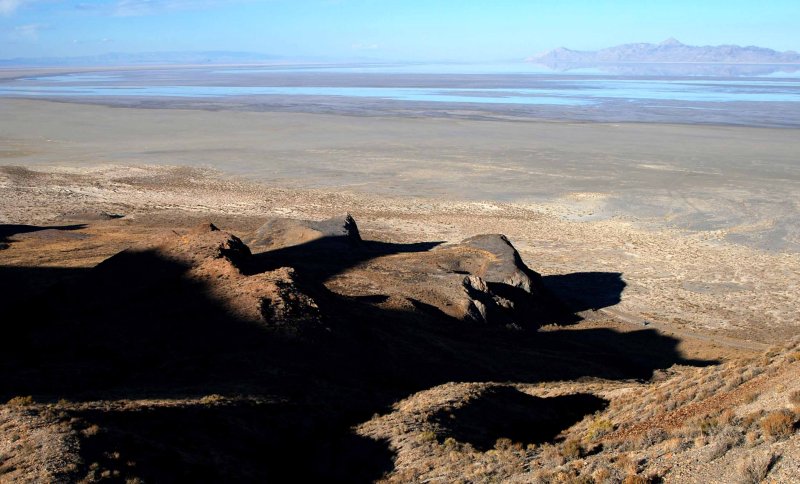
left=113, top=0, right=250, bottom=17
left=11, top=22, right=44, bottom=40
left=72, top=37, right=113, bottom=44
left=0, top=0, right=35, bottom=16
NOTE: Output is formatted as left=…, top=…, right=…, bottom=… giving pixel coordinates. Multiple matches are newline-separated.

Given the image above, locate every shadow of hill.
left=543, top=272, right=626, bottom=312
left=0, top=223, right=86, bottom=250
left=0, top=265, right=88, bottom=309
left=431, top=387, right=608, bottom=451
left=73, top=400, right=393, bottom=483
left=0, top=232, right=714, bottom=482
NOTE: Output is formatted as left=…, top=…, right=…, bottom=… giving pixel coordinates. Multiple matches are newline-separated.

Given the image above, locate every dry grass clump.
left=742, top=390, right=760, bottom=404
left=759, top=409, right=796, bottom=440
left=741, top=410, right=765, bottom=431
left=560, top=439, right=583, bottom=460
left=614, top=453, right=639, bottom=475
left=538, top=443, right=566, bottom=467
left=586, top=417, right=614, bottom=441
left=5, top=395, right=34, bottom=407
left=736, top=452, right=777, bottom=483
left=789, top=390, right=800, bottom=408
left=622, top=475, right=650, bottom=484
left=199, top=394, right=226, bottom=405
left=494, top=437, right=523, bottom=451
left=638, top=428, right=668, bottom=447
left=704, top=428, right=739, bottom=462
left=417, top=430, right=437, bottom=443
left=691, top=414, right=720, bottom=436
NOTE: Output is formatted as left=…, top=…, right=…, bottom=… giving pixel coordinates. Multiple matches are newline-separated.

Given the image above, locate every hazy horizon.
left=2, top=1, right=799, bottom=63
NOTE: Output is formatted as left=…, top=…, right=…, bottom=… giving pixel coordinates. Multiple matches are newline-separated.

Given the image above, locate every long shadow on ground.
left=0, top=229, right=715, bottom=483
left=0, top=223, right=86, bottom=250
left=431, top=387, right=608, bottom=451
left=543, top=272, right=626, bottom=312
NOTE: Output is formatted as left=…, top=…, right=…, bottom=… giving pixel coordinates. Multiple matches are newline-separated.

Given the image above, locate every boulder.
left=243, top=214, right=361, bottom=252
left=460, top=234, right=546, bottom=295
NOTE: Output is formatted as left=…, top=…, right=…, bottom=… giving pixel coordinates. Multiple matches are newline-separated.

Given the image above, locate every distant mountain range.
left=528, top=38, right=800, bottom=65
left=0, top=51, right=285, bottom=67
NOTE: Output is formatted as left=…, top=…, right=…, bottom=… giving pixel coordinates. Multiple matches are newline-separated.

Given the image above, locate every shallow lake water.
left=2, top=63, right=799, bottom=126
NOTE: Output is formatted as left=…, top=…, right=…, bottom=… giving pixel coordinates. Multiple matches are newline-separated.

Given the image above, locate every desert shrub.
left=638, top=428, right=668, bottom=448
left=718, top=424, right=743, bottom=443
left=745, top=431, right=760, bottom=447
left=718, top=408, right=736, bottom=426
left=494, top=437, right=514, bottom=450
left=736, top=452, right=776, bottom=483
left=591, top=467, right=613, bottom=483
left=81, top=424, right=101, bottom=437
left=622, top=474, right=649, bottom=484
left=664, top=436, right=690, bottom=452
left=560, top=439, right=583, bottom=460
left=614, top=453, right=638, bottom=474
left=759, top=409, right=795, bottom=439
left=741, top=410, right=764, bottom=430
left=586, top=418, right=614, bottom=441
left=693, top=435, right=708, bottom=448
left=418, top=430, right=437, bottom=443
left=705, top=431, right=738, bottom=462
left=744, top=367, right=764, bottom=380
left=611, top=437, right=637, bottom=452
left=539, top=443, right=566, bottom=467
left=529, top=468, right=556, bottom=483
left=742, top=391, right=759, bottom=404
left=789, top=390, right=800, bottom=407
left=696, top=388, right=713, bottom=400
left=724, top=375, right=745, bottom=391
left=549, top=471, right=592, bottom=484
left=199, top=394, right=225, bottom=405
left=6, top=395, right=34, bottom=407
left=694, top=416, right=719, bottom=436
left=678, top=389, right=697, bottom=404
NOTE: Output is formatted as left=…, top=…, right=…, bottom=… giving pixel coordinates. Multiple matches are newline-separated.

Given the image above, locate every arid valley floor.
left=1, top=97, right=799, bottom=482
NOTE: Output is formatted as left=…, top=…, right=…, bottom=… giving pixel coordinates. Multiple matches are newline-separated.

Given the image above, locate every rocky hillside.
left=1, top=214, right=797, bottom=483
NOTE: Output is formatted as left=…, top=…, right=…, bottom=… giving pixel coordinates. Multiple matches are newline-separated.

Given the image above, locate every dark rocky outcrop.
left=454, top=234, right=569, bottom=327
left=460, top=234, right=545, bottom=295
left=324, top=228, right=571, bottom=328
left=243, top=214, right=361, bottom=253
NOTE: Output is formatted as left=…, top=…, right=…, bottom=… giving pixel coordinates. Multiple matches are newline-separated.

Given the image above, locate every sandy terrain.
left=2, top=98, right=799, bottom=252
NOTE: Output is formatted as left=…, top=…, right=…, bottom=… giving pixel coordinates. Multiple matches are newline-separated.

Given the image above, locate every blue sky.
left=2, top=0, right=799, bottom=61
